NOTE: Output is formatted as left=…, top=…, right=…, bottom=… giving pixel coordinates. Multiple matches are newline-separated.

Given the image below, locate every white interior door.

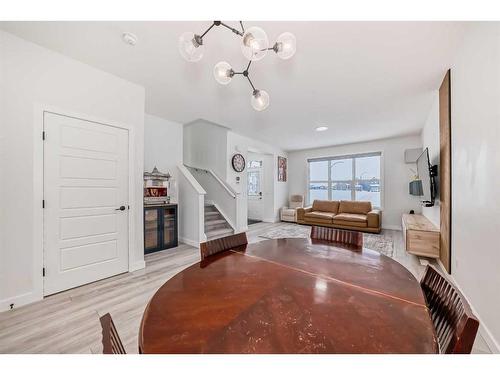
left=43, top=112, right=129, bottom=295
left=247, top=164, right=264, bottom=220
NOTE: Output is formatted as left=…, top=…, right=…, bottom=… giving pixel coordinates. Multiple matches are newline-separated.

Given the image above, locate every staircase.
left=204, top=203, right=234, bottom=240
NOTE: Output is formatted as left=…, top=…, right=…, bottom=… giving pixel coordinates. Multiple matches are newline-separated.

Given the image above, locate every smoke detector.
left=122, top=32, right=138, bottom=46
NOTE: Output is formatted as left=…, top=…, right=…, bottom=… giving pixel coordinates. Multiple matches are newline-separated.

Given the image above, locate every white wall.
left=0, top=31, right=145, bottom=311
left=0, top=38, right=6, bottom=300
left=448, top=23, right=500, bottom=352
left=227, top=131, right=289, bottom=224
left=144, top=114, right=183, bottom=203
left=177, top=165, right=206, bottom=247
left=183, top=120, right=228, bottom=180
left=421, top=91, right=441, bottom=227
left=288, top=135, right=423, bottom=229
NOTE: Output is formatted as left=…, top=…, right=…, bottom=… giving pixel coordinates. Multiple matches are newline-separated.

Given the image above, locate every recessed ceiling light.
left=122, top=32, right=138, bottom=46
left=315, top=126, right=328, bottom=132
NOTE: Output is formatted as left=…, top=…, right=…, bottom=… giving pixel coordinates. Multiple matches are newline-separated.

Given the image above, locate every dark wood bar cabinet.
left=144, top=203, right=178, bottom=254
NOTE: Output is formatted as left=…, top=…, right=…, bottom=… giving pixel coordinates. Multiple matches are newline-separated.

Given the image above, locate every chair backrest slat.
left=420, top=265, right=479, bottom=354
left=100, top=313, right=126, bottom=354
left=200, top=232, right=248, bottom=261
left=310, top=226, right=363, bottom=249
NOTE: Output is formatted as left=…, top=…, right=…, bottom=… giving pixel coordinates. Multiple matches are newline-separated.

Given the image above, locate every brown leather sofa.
left=297, top=200, right=381, bottom=233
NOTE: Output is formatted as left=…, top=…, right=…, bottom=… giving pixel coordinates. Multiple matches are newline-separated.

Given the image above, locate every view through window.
left=308, top=152, right=381, bottom=208
left=247, top=160, right=262, bottom=197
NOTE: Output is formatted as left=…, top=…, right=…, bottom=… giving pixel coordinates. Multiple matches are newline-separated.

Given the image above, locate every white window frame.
left=307, top=152, right=383, bottom=209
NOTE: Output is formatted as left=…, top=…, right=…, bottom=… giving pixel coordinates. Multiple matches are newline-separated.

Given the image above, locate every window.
left=247, top=171, right=261, bottom=196
left=308, top=152, right=382, bottom=208
left=247, top=160, right=262, bottom=169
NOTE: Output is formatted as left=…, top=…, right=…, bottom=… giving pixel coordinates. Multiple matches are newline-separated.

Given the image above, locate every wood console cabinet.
left=144, top=204, right=178, bottom=254
left=402, top=214, right=440, bottom=258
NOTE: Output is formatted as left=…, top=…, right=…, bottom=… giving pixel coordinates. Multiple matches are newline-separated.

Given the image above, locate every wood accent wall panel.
left=439, top=70, right=452, bottom=273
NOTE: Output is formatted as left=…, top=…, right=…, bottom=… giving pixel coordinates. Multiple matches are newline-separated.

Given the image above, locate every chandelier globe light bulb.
left=213, top=61, right=234, bottom=85
left=251, top=89, right=270, bottom=111
left=241, top=26, right=269, bottom=61
left=274, top=32, right=297, bottom=60
left=179, top=31, right=204, bottom=62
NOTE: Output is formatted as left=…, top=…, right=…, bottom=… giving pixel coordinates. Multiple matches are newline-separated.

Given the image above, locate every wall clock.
left=231, top=153, right=246, bottom=172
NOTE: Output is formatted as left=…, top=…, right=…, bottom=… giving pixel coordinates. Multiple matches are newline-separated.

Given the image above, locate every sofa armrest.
left=367, top=209, right=381, bottom=228
left=297, top=206, right=312, bottom=222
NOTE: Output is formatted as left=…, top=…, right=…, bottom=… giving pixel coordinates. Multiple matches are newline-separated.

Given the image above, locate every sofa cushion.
left=333, top=213, right=367, bottom=223
left=304, top=211, right=335, bottom=221
left=281, top=208, right=297, bottom=216
left=339, top=200, right=372, bottom=215
left=332, top=219, right=368, bottom=228
left=312, top=200, right=339, bottom=213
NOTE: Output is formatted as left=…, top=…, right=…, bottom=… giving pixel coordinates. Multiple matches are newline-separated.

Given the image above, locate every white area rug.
left=259, top=224, right=394, bottom=257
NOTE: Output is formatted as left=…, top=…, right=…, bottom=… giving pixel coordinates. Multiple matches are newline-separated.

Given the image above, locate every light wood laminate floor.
left=0, top=222, right=491, bottom=354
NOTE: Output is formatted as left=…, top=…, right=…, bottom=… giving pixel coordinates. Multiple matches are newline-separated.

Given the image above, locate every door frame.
left=247, top=149, right=275, bottom=223
left=33, top=104, right=137, bottom=299
left=247, top=163, right=264, bottom=221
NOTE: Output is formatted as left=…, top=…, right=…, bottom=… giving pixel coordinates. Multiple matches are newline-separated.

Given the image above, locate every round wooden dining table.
left=139, top=238, right=438, bottom=354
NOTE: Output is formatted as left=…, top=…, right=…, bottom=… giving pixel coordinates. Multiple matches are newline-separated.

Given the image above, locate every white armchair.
left=280, top=195, right=304, bottom=223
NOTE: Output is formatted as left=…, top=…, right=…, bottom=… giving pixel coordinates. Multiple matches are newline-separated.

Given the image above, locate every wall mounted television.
left=414, top=147, right=438, bottom=207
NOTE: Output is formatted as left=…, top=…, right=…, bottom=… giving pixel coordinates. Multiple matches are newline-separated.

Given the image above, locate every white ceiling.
left=0, top=21, right=468, bottom=151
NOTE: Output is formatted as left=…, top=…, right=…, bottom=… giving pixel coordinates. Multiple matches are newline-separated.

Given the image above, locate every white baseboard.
left=262, top=217, right=279, bottom=223
left=0, top=291, right=41, bottom=312
left=436, top=261, right=500, bottom=353
left=179, top=237, right=200, bottom=248
left=129, top=260, right=145, bottom=272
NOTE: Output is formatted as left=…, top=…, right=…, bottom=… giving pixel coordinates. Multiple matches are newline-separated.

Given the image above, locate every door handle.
left=115, top=205, right=126, bottom=211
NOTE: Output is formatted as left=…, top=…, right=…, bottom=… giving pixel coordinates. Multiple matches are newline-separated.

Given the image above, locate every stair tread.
left=205, top=219, right=227, bottom=225
left=206, top=227, right=234, bottom=238
left=203, top=203, right=232, bottom=239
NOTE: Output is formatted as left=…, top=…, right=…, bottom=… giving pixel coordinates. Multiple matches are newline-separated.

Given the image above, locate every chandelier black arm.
left=232, top=60, right=252, bottom=76
left=200, top=22, right=216, bottom=38
left=219, top=21, right=244, bottom=36
left=200, top=21, right=244, bottom=39
left=230, top=60, right=257, bottom=94
left=246, top=75, right=256, bottom=92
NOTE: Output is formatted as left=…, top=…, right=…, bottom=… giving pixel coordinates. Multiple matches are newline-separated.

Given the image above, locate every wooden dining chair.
left=310, top=226, right=363, bottom=249
left=420, top=265, right=479, bottom=354
left=100, top=313, right=126, bottom=354
left=200, top=232, right=248, bottom=261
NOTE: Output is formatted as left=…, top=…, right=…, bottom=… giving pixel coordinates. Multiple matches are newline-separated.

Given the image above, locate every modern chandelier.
left=179, top=21, right=296, bottom=111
